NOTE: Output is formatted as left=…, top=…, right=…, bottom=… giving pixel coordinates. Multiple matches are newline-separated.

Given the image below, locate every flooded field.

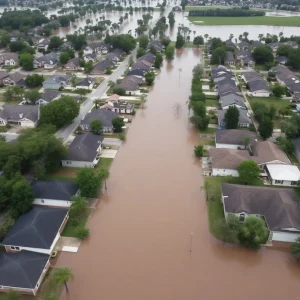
left=56, top=48, right=300, bottom=300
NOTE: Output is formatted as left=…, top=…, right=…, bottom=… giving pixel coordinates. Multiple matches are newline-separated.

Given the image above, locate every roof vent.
left=296, top=80, right=300, bottom=84
left=292, top=78, right=295, bottom=80
left=19, top=113, right=23, bottom=118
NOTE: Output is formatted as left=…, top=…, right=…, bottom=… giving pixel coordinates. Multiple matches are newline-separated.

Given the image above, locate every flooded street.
left=56, top=48, right=300, bottom=300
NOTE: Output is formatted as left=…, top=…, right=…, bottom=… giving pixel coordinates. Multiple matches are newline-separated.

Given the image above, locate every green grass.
left=199, top=127, right=217, bottom=134
left=197, top=138, right=215, bottom=146
left=205, top=95, right=218, bottom=100
left=205, top=99, right=218, bottom=107
left=185, top=5, right=272, bottom=11
left=188, top=16, right=300, bottom=26
left=254, top=64, right=268, bottom=71
left=248, top=96, right=290, bottom=110
left=62, top=208, right=92, bottom=238
left=287, top=152, right=299, bottom=164
left=95, top=157, right=113, bottom=175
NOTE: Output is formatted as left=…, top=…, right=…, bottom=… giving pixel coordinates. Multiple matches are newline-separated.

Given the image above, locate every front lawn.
left=95, top=157, right=113, bottom=175
left=248, top=96, right=291, bottom=110
left=205, top=99, right=218, bottom=107
left=199, top=127, right=217, bottom=134
left=46, top=167, right=79, bottom=181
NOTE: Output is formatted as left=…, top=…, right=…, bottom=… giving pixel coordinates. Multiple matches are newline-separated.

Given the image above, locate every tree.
left=287, top=48, right=300, bottom=70
left=40, top=96, right=80, bottom=128
left=138, top=35, right=149, bottom=49
left=238, top=160, right=260, bottom=184
left=10, top=178, right=34, bottom=219
left=145, top=72, right=155, bottom=85
left=84, top=61, right=93, bottom=74
left=76, top=168, right=102, bottom=198
left=54, top=268, right=73, bottom=293
left=75, top=227, right=89, bottom=239
left=276, top=44, right=293, bottom=57
left=224, top=106, right=239, bottom=129
left=291, top=237, right=300, bottom=262
left=90, top=119, right=102, bottom=134
left=3, top=86, right=24, bottom=103
left=112, top=117, right=125, bottom=133
left=192, top=64, right=204, bottom=77
left=59, top=52, right=70, bottom=65
left=271, top=84, right=285, bottom=98
left=140, top=94, right=147, bottom=109
left=19, top=53, right=34, bottom=71
left=3, top=290, right=20, bottom=300
left=253, top=46, right=274, bottom=64
left=194, top=144, right=203, bottom=157
left=70, top=195, right=88, bottom=217
left=59, top=15, right=70, bottom=27
left=48, top=36, right=63, bottom=50
left=193, top=35, right=204, bottom=46
left=25, top=74, right=44, bottom=88
left=165, top=44, right=175, bottom=60
left=258, top=117, right=273, bottom=140
left=241, top=136, right=251, bottom=150
left=211, top=47, right=226, bottom=65
left=189, top=91, right=206, bottom=103
left=238, top=216, right=268, bottom=249
left=154, top=53, right=163, bottom=69
left=175, top=34, right=185, bottom=49
left=168, top=11, right=175, bottom=27
left=276, top=136, right=295, bottom=155
left=137, top=47, right=145, bottom=58
left=25, top=90, right=40, bottom=104
left=215, top=215, right=242, bottom=244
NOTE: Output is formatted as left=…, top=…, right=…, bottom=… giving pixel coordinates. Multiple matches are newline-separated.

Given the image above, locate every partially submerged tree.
left=54, top=268, right=74, bottom=293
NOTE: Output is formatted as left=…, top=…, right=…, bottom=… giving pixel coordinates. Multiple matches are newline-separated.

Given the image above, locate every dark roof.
left=248, top=80, right=270, bottom=92
left=31, top=180, right=79, bottom=201
left=276, top=56, right=288, bottom=64
left=215, top=129, right=258, bottom=145
left=137, top=52, right=156, bottom=64
left=116, top=75, right=143, bottom=91
left=219, top=93, right=246, bottom=108
left=0, top=104, right=39, bottom=122
left=81, top=108, right=119, bottom=127
left=66, top=57, right=81, bottom=67
left=131, top=60, right=151, bottom=71
left=84, top=53, right=97, bottom=60
left=147, top=40, right=164, bottom=51
left=66, top=133, right=104, bottom=162
left=222, top=183, right=300, bottom=231
left=40, top=90, right=60, bottom=103
left=217, top=108, right=252, bottom=125
left=91, top=59, right=114, bottom=74
left=43, top=74, right=71, bottom=86
left=76, top=77, right=95, bottom=87
left=0, top=251, right=49, bottom=289
left=2, top=207, right=69, bottom=249
left=225, top=51, right=234, bottom=62
left=127, top=68, right=146, bottom=77
left=36, top=52, right=59, bottom=64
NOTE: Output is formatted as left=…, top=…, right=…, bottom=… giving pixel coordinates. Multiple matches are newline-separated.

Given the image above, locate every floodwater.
left=57, top=48, right=300, bottom=300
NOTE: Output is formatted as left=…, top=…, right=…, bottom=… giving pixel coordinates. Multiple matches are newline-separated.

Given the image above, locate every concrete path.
left=208, top=124, right=218, bottom=128
left=100, top=149, right=118, bottom=158
left=103, top=138, right=122, bottom=147
left=56, top=237, right=81, bottom=253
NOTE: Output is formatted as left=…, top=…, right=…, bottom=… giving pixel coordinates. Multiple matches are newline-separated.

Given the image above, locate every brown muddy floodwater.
left=57, top=48, right=300, bottom=300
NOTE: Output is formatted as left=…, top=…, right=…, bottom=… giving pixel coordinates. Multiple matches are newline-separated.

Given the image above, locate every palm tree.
left=229, top=33, right=234, bottom=40
left=54, top=268, right=74, bottom=293
left=193, top=30, right=196, bottom=37
left=3, top=290, right=20, bottom=300
left=204, top=33, right=208, bottom=41
left=258, top=33, right=264, bottom=41
left=243, top=31, right=249, bottom=40
left=140, top=93, right=147, bottom=109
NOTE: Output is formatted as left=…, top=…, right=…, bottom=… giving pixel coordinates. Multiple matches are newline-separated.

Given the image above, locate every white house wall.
left=272, top=231, right=300, bottom=243
left=212, top=168, right=239, bottom=177
left=62, top=160, right=95, bottom=168
left=20, top=119, right=36, bottom=128
left=215, top=143, right=244, bottom=149
left=270, top=179, right=296, bottom=187
left=248, top=92, right=270, bottom=97
left=33, top=198, right=72, bottom=208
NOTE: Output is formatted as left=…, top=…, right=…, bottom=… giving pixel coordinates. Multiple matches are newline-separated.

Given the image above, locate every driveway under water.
left=57, top=48, right=300, bottom=300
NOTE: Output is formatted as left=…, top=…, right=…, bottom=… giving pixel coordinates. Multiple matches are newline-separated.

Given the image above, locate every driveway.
left=103, top=138, right=122, bottom=147
left=100, top=149, right=118, bottom=158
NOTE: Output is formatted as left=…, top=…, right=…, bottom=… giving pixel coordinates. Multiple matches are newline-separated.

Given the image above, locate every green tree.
left=215, top=215, right=242, bottom=244
left=54, top=268, right=74, bottom=293
left=25, top=90, right=40, bottom=104
left=137, top=47, right=145, bottom=58
left=276, top=44, right=293, bottom=57
left=145, top=72, right=155, bottom=85
left=76, top=168, right=102, bottom=198
left=154, top=53, right=163, bottom=69
left=75, top=227, right=89, bottom=239
left=84, top=61, right=93, bottom=74
left=175, top=34, right=185, bottom=49
left=48, top=36, right=63, bottom=50
left=272, top=84, right=285, bottom=98
left=253, top=45, right=274, bottom=64
left=112, top=117, right=125, bottom=133
left=194, top=144, right=204, bottom=157
left=211, top=47, right=226, bottom=65
left=138, top=35, right=149, bottom=49
left=237, top=160, right=260, bottom=184
left=3, top=290, right=20, bottom=300
left=190, top=114, right=209, bottom=130
left=165, top=44, right=175, bottom=60
left=238, top=216, right=268, bottom=249
left=192, top=64, right=204, bottom=77
left=193, top=36, right=204, bottom=46
left=90, top=119, right=102, bottom=134
left=59, top=52, right=70, bottom=65
left=258, top=117, right=273, bottom=140
left=3, top=86, right=24, bottom=102
left=19, top=53, right=34, bottom=71
left=287, top=48, right=300, bottom=70
left=59, top=15, right=70, bottom=27
left=40, top=96, right=80, bottom=128
left=11, top=178, right=34, bottom=219
left=276, top=136, right=295, bottom=155
left=291, top=237, right=300, bottom=262
left=25, top=74, right=44, bottom=88
left=224, top=106, right=240, bottom=129
left=70, top=195, right=88, bottom=217
left=241, top=136, right=251, bottom=150
left=189, top=91, right=206, bottom=102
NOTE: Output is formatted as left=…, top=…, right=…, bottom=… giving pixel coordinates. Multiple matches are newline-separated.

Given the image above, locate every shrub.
left=75, top=227, right=90, bottom=239
left=194, top=145, right=204, bottom=157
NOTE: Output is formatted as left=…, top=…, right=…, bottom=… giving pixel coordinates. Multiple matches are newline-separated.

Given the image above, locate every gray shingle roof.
left=217, top=109, right=252, bottom=126
left=43, top=74, right=71, bottom=86
left=91, top=59, right=114, bottom=74
left=116, top=75, right=143, bottom=91
left=222, top=183, right=300, bottom=231
left=66, top=133, right=103, bottom=162
left=219, top=93, right=246, bottom=109
left=0, top=104, right=39, bottom=122
left=2, top=207, right=69, bottom=249
left=76, top=77, right=95, bottom=87
left=137, top=52, right=156, bottom=64
left=31, top=180, right=79, bottom=201
left=40, top=91, right=60, bottom=103
left=81, top=108, right=119, bottom=127
left=215, top=129, right=258, bottom=145
left=0, top=251, right=49, bottom=289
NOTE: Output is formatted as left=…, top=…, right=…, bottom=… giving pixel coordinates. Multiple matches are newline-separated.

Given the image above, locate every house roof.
left=36, top=52, right=59, bottom=64
left=217, top=109, right=252, bottom=125
left=43, top=74, right=71, bottom=86
left=66, top=133, right=104, bottom=162
left=127, top=68, right=147, bottom=77
left=91, top=59, right=114, bottom=74
left=81, top=108, right=119, bottom=127
left=219, top=93, right=246, bottom=109
left=84, top=53, right=97, bottom=60
left=66, top=57, right=81, bottom=67
left=31, top=180, right=79, bottom=201
left=147, top=40, right=164, bottom=51
left=215, top=129, right=258, bottom=145
left=225, top=39, right=235, bottom=48
left=116, top=75, right=143, bottom=91
left=107, top=94, right=120, bottom=101
left=112, top=48, right=125, bottom=58
left=0, top=251, right=49, bottom=289
left=0, top=52, right=18, bottom=62
left=222, top=183, right=300, bottom=231
left=251, top=141, right=290, bottom=165
left=266, top=164, right=300, bottom=181
left=209, top=148, right=251, bottom=169
left=0, top=70, right=9, bottom=80
left=276, top=56, right=288, bottom=64
left=0, top=104, right=39, bottom=122
left=248, top=79, right=270, bottom=93
left=2, top=206, right=69, bottom=249
left=225, top=51, right=234, bottom=62
left=137, top=52, right=156, bottom=64
left=5, top=72, right=25, bottom=83
left=131, top=60, right=152, bottom=71
left=238, top=41, right=250, bottom=48
left=40, top=90, right=60, bottom=103
left=76, top=77, right=95, bottom=87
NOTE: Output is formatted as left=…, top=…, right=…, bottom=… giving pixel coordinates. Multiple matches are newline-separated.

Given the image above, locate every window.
left=291, top=181, right=298, bottom=186
left=36, top=283, right=39, bottom=288
left=275, top=180, right=283, bottom=184
left=10, top=246, right=20, bottom=251
left=0, top=286, right=3, bottom=289
left=239, top=214, right=245, bottom=222
left=41, top=200, right=45, bottom=203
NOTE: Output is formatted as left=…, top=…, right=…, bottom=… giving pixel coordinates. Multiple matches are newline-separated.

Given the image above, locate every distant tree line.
left=188, top=8, right=265, bottom=17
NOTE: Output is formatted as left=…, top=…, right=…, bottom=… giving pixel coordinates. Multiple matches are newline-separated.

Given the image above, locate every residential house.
left=62, top=133, right=104, bottom=168
left=268, top=42, right=281, bottom=52
left=147, top=40, right=164, bottom=52
left=0, top=70, right=9, bottom=83
left=34, top=52, right=59, bottom=69
left=83, top=42, right=109, bottom=55
left=0, top=53, right=19, bottom=66
left=217, top=108, right=252, bottom=128
left=127, top=68, right=147, bottom=77
left=242, top=71, right=270, bottom=97
left=285, top=40, right=298, bottom=48
left=2, top=206, right=69, bottom=254
left=225, top=39, right=236, bottom=48
left=0, top=251, right=50, bottom=295
left=131, top=60, right=152, bottom=73
left=81, top=108, right=119, bottom=132
left=2, top=73, right=26, bottom=87
left=37, top=38, right=50, bottom=51
left=75, top=77, right=95, bottom=90
left=32, top=180, right=80, bottom=207
left=104, top=52, right=121, bottom=64
left=35, top=91, right=61, bottom=105
left=137, top=52, right=156, bottom=64
left=209, top=148, right=251, bottom=177
left=215, top=129, right=258, bottom=149
left=115, top=75, right=143, bottom=95
left=83, top=53, right=97, bottom=63
left=221, top=183, right=300, bottom=243
left=235, top=50, right=255, bottom=67
left=64, top=57, right=83, bottom=71
left=250, top=40, right=264, bottom=49
left=91, top=59, right=114, bottom=75
left=237, top=41, right=250, bottom=51
left=9, top=33, right=24, bottom=42
left=276, top=56, right=288, bottom=65
left=60, top=41, right=74, bottom=51
left=224, top=51, right=235, bottom=65
left=43, top=74, right=72, bottom=90
left=265, top=164, right=300, bottom=186
left=0, top=104, right=39, bottom=128
left=105, top=94, right=135, bottom=114
left=219, top=93, right=247, bottom=110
